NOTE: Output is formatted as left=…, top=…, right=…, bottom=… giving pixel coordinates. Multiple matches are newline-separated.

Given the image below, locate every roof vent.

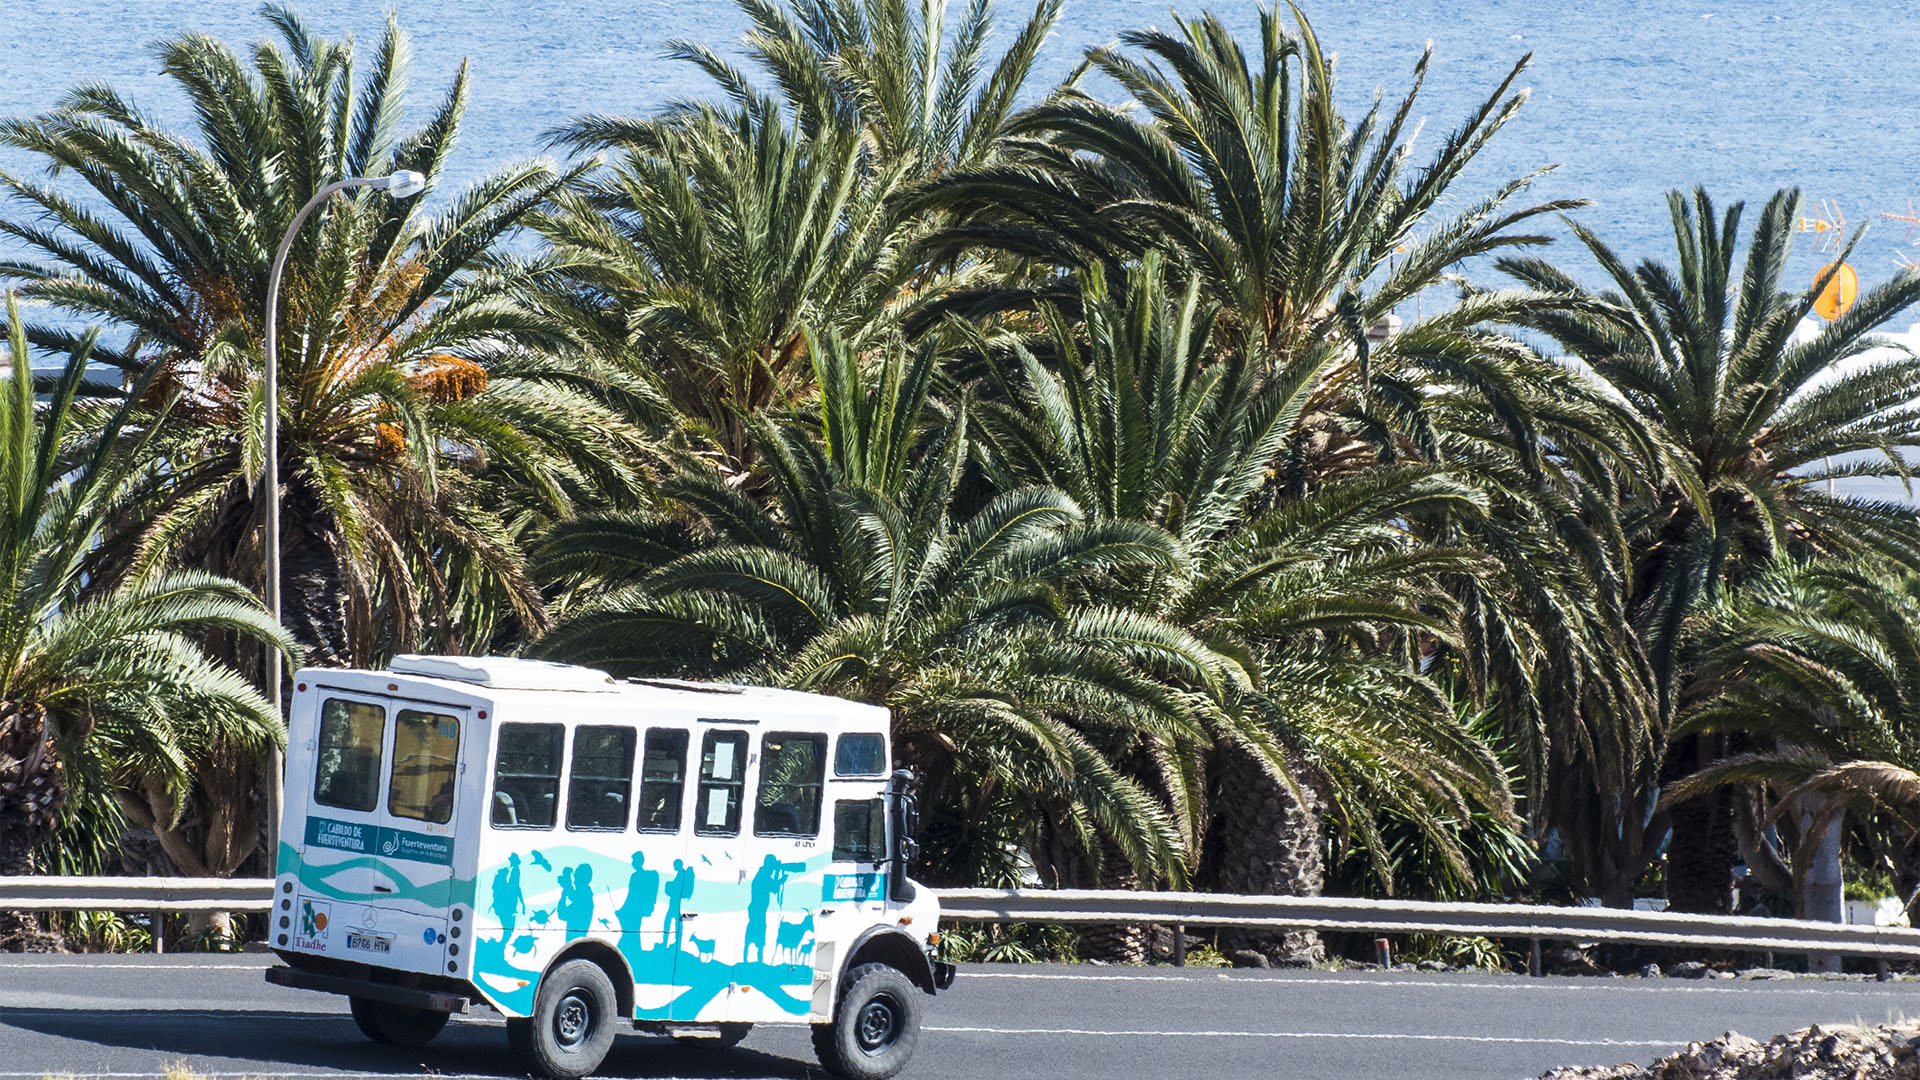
left=389, top=655, right=618, bottom=692
left=629, top=677, right=747, bottom=695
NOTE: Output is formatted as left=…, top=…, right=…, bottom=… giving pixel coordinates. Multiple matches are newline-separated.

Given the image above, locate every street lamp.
left=262, top=170, right=427, bottom=864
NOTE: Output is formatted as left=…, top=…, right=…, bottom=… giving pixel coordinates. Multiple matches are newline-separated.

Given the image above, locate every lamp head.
left=377, top=170, right=428, bottom=198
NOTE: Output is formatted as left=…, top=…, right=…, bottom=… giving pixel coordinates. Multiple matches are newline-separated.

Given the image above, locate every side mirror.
left=887, top=769, right=920, bottom=901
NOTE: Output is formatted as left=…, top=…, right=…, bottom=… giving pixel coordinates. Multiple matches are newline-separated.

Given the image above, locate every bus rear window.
left=637, top=728, right=688, bottom=832
left=696, top=731, right=748, bottom=836
left=567, top=726, right=636, bottom=831
left=832, top=798, right=885, bottom=862
left=390, top=709, right=459, bottom=824
left=492, top=723, right=563, bottom=829
left=314, top=699, right=385, bottom=812
left=756, top=732, right=826, bottom=836
left=835, top=733, right=886, bottom=776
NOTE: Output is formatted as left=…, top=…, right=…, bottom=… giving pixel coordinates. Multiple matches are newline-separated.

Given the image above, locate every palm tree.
left=975, top=262, right=1520, bottom=956
left=533, top=0, right=1066, bottom=477
left=1503, top=188, right=1920, bottom=911
left=1667, top=562, right=1920, bottom=927
left=534, top=102, right=935, bottom=476
left=0, top=6, right=637, bottom=665
left=663, top=0, right=1063, bottom=178
left=918, top=6, right=1580, bottom=421
left=0, top=298, right=294, bottom=945
left=535, top=330, right=1222, bottom=891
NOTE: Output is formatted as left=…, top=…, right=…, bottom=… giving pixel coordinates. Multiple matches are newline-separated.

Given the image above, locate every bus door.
left=666, top=724, right=755, bottom=1022
left=823, top=731, right=892, bottom=914
left=363, top=701, right=465, bottom=974
left=297, top=690, right=392, bottom=941
left=733, top=728, right=832, bottom=1023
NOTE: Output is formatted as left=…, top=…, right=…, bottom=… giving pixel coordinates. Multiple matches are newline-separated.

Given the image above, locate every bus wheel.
left=813, top=963, right=920, bottom=1080
left=348, top=996, right=450, bottom=1048
left=522, top=959, right=618, bottom=1079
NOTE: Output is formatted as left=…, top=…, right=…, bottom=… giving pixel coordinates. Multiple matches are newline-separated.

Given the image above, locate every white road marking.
left=0, top=962, right=265, bottom=970
left=0, top=1074, right=509, bottom=1079
left=927, top=1025, right=1679, bottom=1046
left=960, top=970, right=1902, bottom=994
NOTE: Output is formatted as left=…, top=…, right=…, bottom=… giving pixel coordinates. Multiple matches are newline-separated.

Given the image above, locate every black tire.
left=520, top=959, right=620, bottom=1079
left=348, top=996, right=450, bottom=1049
left=671, top=1023, right=751, bottom=1048
left=813, top=963, right=921, bottom=1080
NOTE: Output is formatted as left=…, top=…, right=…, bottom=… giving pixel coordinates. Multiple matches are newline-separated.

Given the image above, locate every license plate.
left=347, top=932, right=391, bottom=953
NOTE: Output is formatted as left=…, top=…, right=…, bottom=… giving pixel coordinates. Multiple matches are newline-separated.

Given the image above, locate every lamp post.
left=262, top=170, right=427, bottom=865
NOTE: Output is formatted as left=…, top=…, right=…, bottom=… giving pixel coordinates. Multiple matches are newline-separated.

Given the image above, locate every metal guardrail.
left=939, top=888, right=1920, bottom=963
left=0, top=876, right=271, bottom=913
left=6, top=877, right=1919, bottom=966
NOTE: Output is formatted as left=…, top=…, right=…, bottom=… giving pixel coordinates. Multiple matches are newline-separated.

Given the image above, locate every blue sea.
left=3, top=1, right=1918, bottom=305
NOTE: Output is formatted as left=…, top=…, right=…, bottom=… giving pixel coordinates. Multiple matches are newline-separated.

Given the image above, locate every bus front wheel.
left=522, top=959, right=619, bottom=1079
left=812, top=963, right=921, bottom=1080
left=348, top=996, right=449, bottom=1048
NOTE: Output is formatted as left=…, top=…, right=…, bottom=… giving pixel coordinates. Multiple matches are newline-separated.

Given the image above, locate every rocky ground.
left=1538, top=1022, right=1920, bottom=1080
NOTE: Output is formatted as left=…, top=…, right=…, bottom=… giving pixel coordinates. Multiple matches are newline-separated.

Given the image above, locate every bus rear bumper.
left=265, top=964, right=469, bottom=1013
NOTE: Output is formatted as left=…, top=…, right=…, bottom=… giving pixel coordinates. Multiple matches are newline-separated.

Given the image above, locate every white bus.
left=262, top=655, right=953, bottom=1080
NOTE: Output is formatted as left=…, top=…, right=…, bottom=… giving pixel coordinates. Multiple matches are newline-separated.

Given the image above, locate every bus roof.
left=297, top=655, right=890, bottom=724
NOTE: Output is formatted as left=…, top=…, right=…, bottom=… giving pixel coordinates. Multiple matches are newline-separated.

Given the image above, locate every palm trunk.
left=278, top=483, right=354, bottom=668
left=1794, top=797, right=1844, bottom=973
left=1206, top=746, right=1325, bottom=966
left=1077, top=833, right=1147, bottom=964
left=1662, top=735, right=1735, bottom=914
left=0, top=701, right=64, bottom=950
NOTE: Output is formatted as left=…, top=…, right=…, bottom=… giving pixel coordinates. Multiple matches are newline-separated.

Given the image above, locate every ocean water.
left=3, top=1, right=1918, bottom=301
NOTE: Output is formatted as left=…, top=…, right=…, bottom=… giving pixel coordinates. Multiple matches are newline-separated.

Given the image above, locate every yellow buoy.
left=1814, top=262, right=1858, bottom=320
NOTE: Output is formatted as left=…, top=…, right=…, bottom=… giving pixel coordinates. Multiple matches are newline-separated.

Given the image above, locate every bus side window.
left=314, top=699, right=386, bottom=812
left=834, top=732, right=886, bottom=776
left=755, top=732, right=826, bottom=836
left=567, top=726, right=635, bottom=831
left=832, top=798, right=886, bottom=862
left=390, top=709, right=460, bottom=824
left=637, top=728, right=688, bottom=832
left=695, top=730, right=748, bottom=836
left=492, top=723, right=564, bottom=829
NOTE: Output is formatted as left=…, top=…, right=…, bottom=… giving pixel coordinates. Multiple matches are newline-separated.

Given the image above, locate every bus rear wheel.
left=348, top=996, right=450, bottom=1048
left=813, top=963, right=920, bottom=1080
left=521, top=959, right=619, bottom=1079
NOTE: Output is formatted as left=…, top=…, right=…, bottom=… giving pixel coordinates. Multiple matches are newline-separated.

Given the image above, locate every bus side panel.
left=471, top=836, right=689, bottom=1018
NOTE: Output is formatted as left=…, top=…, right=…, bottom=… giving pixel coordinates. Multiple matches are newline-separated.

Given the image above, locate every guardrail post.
left=1529, top=937, right=1542, bottom=977
left=1172, top=924, right=1185, bottom=967
left=151, top=910, right=164, bottom=954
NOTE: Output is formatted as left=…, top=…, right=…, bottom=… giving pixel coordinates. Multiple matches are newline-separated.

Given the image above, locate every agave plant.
left=0, top=297, right=294, bottom=942
left=0, top=6, right=639, bottom=665
left=536, top=329, right=1223, bottom=889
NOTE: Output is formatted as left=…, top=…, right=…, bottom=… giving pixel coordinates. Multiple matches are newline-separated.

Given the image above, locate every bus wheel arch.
left=521, top=957, right=621, bottom=1079
left=541, top=940, right=636, bottom=1019
left=840, top=928, right=934, bottom=995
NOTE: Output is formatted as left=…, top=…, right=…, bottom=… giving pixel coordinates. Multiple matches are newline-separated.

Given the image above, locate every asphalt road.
left=1, top=956, right=1916, bottom=1080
